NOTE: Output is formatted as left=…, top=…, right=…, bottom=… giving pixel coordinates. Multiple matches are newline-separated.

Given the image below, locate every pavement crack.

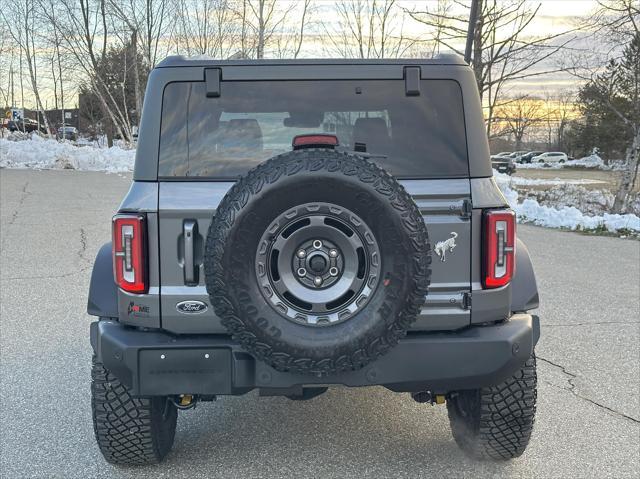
left=545, top=321, right=638, bottom=327
left=2, top=266, right=91, bottom=281
left=7, top=181, right=31, bottom=226
left=2, top=181, right=31, bottom=251
left=78, top=228, right=91, bottom=265
left=538, top=356, right=640, bottom=424
left=538, top=356, right=577, bottom=378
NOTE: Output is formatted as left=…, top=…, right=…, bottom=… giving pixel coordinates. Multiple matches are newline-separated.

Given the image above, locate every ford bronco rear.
left=88, top=56, right=540, bottom=465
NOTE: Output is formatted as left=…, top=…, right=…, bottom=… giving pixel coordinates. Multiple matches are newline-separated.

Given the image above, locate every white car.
left=532, top=152, right=568, bottom=164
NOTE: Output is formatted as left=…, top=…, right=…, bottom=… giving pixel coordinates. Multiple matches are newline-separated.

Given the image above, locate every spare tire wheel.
left=204, top=149, right=431, bottom=375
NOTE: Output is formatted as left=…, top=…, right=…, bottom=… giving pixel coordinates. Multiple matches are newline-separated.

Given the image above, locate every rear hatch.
left=155, top=65, right=472, bottom=334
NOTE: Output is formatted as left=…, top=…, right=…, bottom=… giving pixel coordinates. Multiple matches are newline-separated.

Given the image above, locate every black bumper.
left=90, top=315, right=540, bottom=396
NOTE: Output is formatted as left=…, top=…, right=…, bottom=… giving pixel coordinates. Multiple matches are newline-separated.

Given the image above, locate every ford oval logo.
left=176, top=300, right=208, bottom=314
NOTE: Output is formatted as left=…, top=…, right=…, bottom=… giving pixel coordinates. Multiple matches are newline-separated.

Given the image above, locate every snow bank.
left=493, top=170, right=640, bottom=234
left=0, top=136, right=135, bottom=173
left=515, top=162, right=561, bottom=170
left=565, top=154, right=605, bottom=169
left=509, top=176, right=605, bottom=186
left=517, top=199, right=639, bottom=232
left=516, top=153, right=624, bottom=171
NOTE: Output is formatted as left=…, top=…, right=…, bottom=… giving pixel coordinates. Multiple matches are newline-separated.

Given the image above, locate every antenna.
left=464, top=0, right=481, bottom=64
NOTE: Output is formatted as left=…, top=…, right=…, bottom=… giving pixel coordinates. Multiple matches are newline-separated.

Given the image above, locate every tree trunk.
left=613, top=128, right=640, bottom=213
left=515, top=136, right=523, bottom=151
left=472, top=0, right=484, bottom=99
left=257, top=0, right=265, bottom=59
left=132, top=29, right=143, bottom=127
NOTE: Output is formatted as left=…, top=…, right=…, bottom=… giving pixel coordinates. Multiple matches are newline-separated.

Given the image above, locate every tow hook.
left=172, top=394, right=198, bottom=410
left=411, top=391, right=446, bottom=405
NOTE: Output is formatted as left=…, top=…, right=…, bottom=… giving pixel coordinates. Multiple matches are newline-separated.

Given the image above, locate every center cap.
left=309, top=255, right=327, bottom=273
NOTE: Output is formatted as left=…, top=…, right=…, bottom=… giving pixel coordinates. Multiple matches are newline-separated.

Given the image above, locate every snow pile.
left=516, top=153, right=626, bottom=171
left=565, top=154, right=605, bottom=169
left=493, top=170, right=640, bottom=234
left=510, top=176, right=605, bottom=186
left=0, top=136, right=135, bottom=173
left=523, top=184, right=614, bottom=216
left=515, top=162, right=560, bottom=170
left=517, top=199, right=639, bottom=232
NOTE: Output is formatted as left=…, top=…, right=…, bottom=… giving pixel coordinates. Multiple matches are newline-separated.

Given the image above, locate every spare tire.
left=204, top=149, right=431, bottom=375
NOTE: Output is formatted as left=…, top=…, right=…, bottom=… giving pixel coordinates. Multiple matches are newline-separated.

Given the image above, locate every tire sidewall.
left=206, top=150, right=430, bottom=373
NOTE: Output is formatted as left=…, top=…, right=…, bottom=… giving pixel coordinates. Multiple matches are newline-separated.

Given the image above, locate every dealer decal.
left=127, top=301, right=150, bottom=317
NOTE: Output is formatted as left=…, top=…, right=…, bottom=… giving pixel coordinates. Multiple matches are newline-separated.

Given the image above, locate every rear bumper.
left=90, top=314, right=540, bottom=396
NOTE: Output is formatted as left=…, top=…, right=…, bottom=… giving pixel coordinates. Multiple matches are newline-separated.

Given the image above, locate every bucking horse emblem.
left=434, top=232, right=458, bottom=262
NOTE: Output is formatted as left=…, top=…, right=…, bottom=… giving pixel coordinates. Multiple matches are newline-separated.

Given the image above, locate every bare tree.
left=108, top=0, right=173, bottom=67
left=234, top=0, right=297, bottom=59
left=323, top=0, right=414, bottom=59
left=494, top=95, right=542, bottom=150
left=542, top=90, right=575, bottom=150
left=1, top=0, right=52, bottom=135
left=173, top=0, right=239, bottom=58
left=408, top=0, right=578, bottom=135
left=272, top=0, right=314, bottom=59
left=44, top=0, right=136, bottom=143
left=38, top=0, right=71, bottom=132
left=0, top=19, right=17, bottom=108
left=107, top=0, right=174, bottom=125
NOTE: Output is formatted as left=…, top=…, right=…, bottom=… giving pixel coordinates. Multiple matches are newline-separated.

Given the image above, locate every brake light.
left=292, top=134, right=339, bottom=149
left=483, top=209, right=515, bottom=288
left=112, top=214, right=147, bottom=293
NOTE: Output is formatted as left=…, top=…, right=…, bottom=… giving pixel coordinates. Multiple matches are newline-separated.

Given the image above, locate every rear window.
left=159, top=79, right=468, bottom=179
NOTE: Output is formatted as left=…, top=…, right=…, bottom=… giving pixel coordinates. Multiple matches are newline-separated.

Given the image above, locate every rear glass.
left=159, top=80, right=468, bottom=179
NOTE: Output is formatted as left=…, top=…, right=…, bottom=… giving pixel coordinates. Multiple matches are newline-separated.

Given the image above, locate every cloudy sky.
left=311, top=1, right=598, bottom=96
left=2, top=0, right=603, bottom=109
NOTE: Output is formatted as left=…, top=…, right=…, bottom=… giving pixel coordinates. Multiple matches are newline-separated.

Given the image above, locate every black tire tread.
left=447, top=355, right=537, bottom=460
left=91, top=356, right=177, bottom=465
left=205, top=149, right=431, bottom=375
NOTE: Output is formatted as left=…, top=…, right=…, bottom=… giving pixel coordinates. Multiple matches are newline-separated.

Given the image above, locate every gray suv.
left=88, top=56, right=540, bottom=465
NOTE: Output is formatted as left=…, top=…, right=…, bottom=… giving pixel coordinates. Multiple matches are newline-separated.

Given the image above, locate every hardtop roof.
left=156, top=54, right=467, bottom=69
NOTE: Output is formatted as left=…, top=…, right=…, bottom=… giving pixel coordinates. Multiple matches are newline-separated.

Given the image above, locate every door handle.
left=183, top=220, right=198, bottom=285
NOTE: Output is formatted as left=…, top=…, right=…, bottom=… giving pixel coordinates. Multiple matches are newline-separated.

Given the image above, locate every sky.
left=1, top=0, right=603, bottom=110
left=310, top=0, right=599, bottom=97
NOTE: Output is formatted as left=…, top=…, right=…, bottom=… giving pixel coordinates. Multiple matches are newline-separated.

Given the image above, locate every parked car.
left=512, top=150, right=528, bottom=161
left=491, top=151, right=514, bottom=159
left=519, top=151, right=543, bottom=163
left=87, top=55, right=540, bottom=465
left=57, top=126, right=78, bottom=141
left=6, top=118, right=47, bottom=134
left=532, top=152, right=568, bottom=164
left=491, top=155, right=516, bottom=175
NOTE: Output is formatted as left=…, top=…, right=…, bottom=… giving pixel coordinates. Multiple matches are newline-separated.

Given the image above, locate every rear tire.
left=91, top=356, right=177, bottom=465
left=447, top=355, right=537, bottom=460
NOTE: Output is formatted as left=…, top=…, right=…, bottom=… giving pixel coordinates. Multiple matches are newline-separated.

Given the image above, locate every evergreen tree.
left=572, top=32, right=639, bottom=211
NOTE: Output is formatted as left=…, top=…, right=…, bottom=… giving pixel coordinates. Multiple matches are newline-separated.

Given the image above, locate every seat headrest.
left=353, top=117, right=390, bottom=154
left=221, top=119, right=263, bottom=151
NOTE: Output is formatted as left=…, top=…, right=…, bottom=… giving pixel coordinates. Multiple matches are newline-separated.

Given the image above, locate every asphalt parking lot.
left=1, top=169, right=638, bottom=478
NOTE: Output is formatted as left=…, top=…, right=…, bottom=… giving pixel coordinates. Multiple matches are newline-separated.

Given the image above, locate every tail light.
left=112, top=214, right=147, bottom=293
left=292, top=134, right=339, bottom=149
left=483, top=209, right=515, bottom=288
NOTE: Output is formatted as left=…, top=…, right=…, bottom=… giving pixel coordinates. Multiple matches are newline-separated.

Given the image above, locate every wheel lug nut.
left=297, top=268, right=307, bottom=277
left=329, top=249, right=338, bottom=258
left=314, top=276, right=323, bottom=286
left=312, top=240, right=323, bottom=249
left=297, top=249, right=306, bottom=258
left=329, top=267, right=339, bottom=277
